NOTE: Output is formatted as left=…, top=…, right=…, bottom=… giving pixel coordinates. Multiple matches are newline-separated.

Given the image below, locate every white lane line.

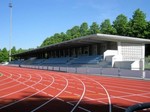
left=103, top=84, right=150, bottom=93
left=0, top=74, right=12, bottom=83
left=116, top=97, right=142, bottom=103
left=30, top=75, right=68, bottom=112
left=0, top=74, right=31, bottom=92
left=84, top=76, right=112, bottom=112
left=110, top=92, right=150, bottom=99
left=86, top=85, right=94, bottom=88
left=96, top=85, right=150, bottom=100
left=0, top=73, right=13, bottom=84
left=0, top=74, right=42, bottom=99
left=78, top=106, right=91, bottom=112
left=65, top=90, right=72, bottom=94
left=0, top=74, right=21, bottom=87
left=56, top=97, right=65, bottom=102
left=113, top=105, right=126, bottom=110
left=70, top=76, right=86, bottom=112
left=1, top=67, right=92, bottom=112
left=86, top=90, right=96, bottom=93
left=68, top=85, right=76, bottom=89
left=0, top=74, right=54, bottom=109
left=88, top=92, right=150, bottom=105
left=96, top=79, right=150, bottom=90
left=77, top=87, right=83, bottom=90
left=67, top=102, right=91, bottom=112
left=68, top=96, right=108, bottom=105
left=29, top=75, right=90, bottom=112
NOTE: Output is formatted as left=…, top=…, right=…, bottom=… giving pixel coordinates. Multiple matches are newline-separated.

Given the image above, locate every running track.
left=0, top=66, right=150, bottom=112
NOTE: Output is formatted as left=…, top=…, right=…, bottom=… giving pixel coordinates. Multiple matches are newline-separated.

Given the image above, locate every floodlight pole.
left=9, top=0, right=12, bottom=62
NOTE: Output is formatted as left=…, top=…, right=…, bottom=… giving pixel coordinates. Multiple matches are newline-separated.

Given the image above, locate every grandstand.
left=10, top=34, right=150, bottom=71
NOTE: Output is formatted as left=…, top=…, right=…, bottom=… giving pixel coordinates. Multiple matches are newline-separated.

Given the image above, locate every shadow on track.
left=0, top=92, right=128, bottom=112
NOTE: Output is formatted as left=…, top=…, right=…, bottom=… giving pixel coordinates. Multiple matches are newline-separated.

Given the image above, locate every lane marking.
left=30, top=75, right=68, bottom=112
left=0, top=73, right=54, bottom=109
left=0, top=74, right=31, bottom=92
left=70, top=76, right=86, bottom=112
left=0, top=65, right=149, bottom=112
left=0, top=74, right=12, bottom=83
left=0, top=74, right=42, bottom=99
left=95, top=78, right=150, bottom=90
left=82, top=76, right=112, bottom=112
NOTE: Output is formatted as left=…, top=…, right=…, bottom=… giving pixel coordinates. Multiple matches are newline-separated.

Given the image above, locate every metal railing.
left=17, top=64, right=150, bottom=80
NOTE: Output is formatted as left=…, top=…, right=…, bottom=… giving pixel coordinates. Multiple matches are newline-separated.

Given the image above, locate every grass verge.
left=0, top=73, right=3, bottom=77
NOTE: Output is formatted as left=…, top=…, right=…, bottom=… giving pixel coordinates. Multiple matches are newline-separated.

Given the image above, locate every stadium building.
left=11, top=34, right=150, bottom=71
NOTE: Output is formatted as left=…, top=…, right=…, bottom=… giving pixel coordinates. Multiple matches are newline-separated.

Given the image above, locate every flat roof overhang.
left=13, top=34, right=150, bottom=56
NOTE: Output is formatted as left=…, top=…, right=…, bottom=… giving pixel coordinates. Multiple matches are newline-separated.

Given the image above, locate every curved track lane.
left=0, top=66, right=150, bottom=112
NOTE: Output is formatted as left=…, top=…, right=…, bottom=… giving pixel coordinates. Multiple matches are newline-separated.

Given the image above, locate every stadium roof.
left=13, top=34, right=150, bottom=56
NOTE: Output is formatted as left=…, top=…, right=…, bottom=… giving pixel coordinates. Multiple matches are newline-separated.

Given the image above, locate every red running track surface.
left=0, top=66, right=150, bottom=112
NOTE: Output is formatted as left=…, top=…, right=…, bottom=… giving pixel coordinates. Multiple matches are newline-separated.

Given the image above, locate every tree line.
left=41, top=9, right=150, bottom=47
left=0, top=9, right=150, bottom=62
left=0, top=47, right=25, bottom=62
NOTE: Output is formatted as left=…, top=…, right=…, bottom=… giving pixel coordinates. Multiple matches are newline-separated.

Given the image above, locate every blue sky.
left=0, top=0, right=150, bottom=50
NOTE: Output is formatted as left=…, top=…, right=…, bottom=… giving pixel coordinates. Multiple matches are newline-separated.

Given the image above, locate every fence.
left=17, top=64, right=150, bottom=80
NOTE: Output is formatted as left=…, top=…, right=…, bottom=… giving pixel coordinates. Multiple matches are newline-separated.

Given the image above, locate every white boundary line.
left=0, top=71, right=55, bottom=109
left=0, top=73, right=12, bottom=83
left=95, top=78, right=150, bottom=90
left=0, top=74, right=21, bottom=87
left=0, top=73, right=43, bottom=99
left=30, top=75, right=68, bottom=112
left=70, top=75, right=86, bottom=112
left=0, top=74, right=31, bottom=92
left=81, top=75, right=112, bottom=112
left=0, top=74, right=55, bottom=109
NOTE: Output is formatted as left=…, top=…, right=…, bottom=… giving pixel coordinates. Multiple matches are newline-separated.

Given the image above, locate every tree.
left=40, top=8, right=150, bottom=48
left=0, top=48, right=8, bottom=62
left=145, top=21, right=150, bottom=39
left=89, top=22, right=100, bottom=34
left=80, top=22, right=89, bottom=36
left=11, top=46, right=17, bottom=60
left=60, top=32, right=68, bottom=41
left=100, top=19, right=116, bottom=34
left=41, top=37, right=51, bottom=47
left=53, top=33, right=63, bottom=43
left=11, top=46, right=17, bottom=55
left=17, top=48, right=25, bottom=53
left=113, top=14, right=128, bottom=36
left=66, top=29, right=73, bottom=40
left=70, top=26, right=81, bottom=39
left=129, top=9, right=147, bottom=38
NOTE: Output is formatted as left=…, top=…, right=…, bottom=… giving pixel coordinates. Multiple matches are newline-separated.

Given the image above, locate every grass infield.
left=0, top=73, right=3, bottom=77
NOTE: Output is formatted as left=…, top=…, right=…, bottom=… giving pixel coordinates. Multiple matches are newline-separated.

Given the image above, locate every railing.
left=17, top=64, right=150, bottom=80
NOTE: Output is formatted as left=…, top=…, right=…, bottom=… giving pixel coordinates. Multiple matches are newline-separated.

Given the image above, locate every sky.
left=0, top=0, right=150, bottom=50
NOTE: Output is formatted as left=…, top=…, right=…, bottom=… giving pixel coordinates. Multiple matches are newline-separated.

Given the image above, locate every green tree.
left=60, top=32, right=68, bottom=41
left=80, top=22, right=89, bottom=36
left=0, top=48, right=8, bottom=62
left=113, top=14, right=128, bottom=36
left=41, top=37, right=51, bottom=47
left=17, top=48, right=25, bottom=53
left=11, top=46, right=17, bottom=55
left=145, top=21, right=150, bottom=39
left=89, top=22, right=100, bottom=34
left=129, top=9, right=147, bottom=38
left=11, top=46, right=17, bottom=60
left=100, top=19, right=116, bottom=34
left=70, top=26, right=81, bottom=39
left=53, top=33, right=63, bottom=43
